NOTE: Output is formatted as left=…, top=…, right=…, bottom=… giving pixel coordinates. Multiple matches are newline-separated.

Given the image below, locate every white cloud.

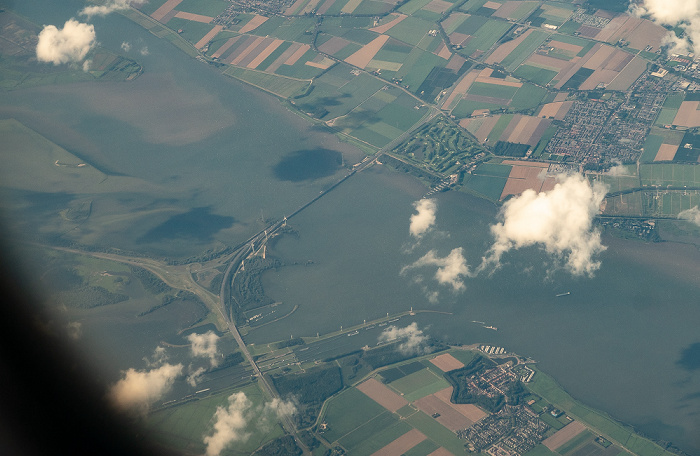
left=110, top=363, right=183, bottom=412
left=66, top=321, right=82, bottom=340
left=188, top=331, right=220, bottom=367
left=481, top=173, right=608, bottom=277
left=678, top=206, right=700, bottom=226
left=80, top=0, right=134, bottom=18
left=187, top=366, right=207, bottom=387
left=121, top=41, right=131, bottom=52
left=607, top=163, right=629, bottom=176
left=378, top=322, right=429, bottom=355
left=139, top=46, right=149, bottom=55
left=144, top=346, right=169, bottom=367
left=630, top=0, right=700, bottom=54
left=264, top=398, right=297, bottom=420
left=203, top=392, right=296, bottom=456
left=409, top=199, right=437, bottom=238
left=402, top=248, right=470, bottom=291
left=36, top=19, right=96, bottom=65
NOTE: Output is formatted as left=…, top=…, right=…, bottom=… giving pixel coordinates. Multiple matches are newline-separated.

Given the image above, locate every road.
left=217, top=229, right=311, bottom=454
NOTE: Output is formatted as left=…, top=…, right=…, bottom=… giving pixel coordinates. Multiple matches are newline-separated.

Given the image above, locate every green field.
left=177, top=0, right=229, bottom=16
left=404, top=439, right=441, bottom=456
left=224, top=67, right=311, bottom=98
left=390, top=368, right=449, bottom=397
left=406, top=411, right=468, bottom=455
left=460, top=20, right=512, bottom=56
left=602, top=192, right=643, bottom=216
left=322, top=387, right=387, bottom=443
left=556, top=430, right=594, bottom=454
left=337, top=411, right=402, bottom=450
left=510, top=84, right=547, bottom=111
left=502, top=31, right=551, bottom=72
left=590, top=172, right=639, bottom=193
left=447, top=349, right=478, bottom=365
left=640, top=163, right=700, bottom=186
left=526, top=444, right=560, bottom=456
left=469, top=81, right=519, bottom=100
left=165, top=17, right=215, bottom=45
left=539, top=411, right=566, bottom=430
left=386, top=17, right=435, bottom=46
left=452, top=99, right=505, bottom=117
left=640, top=134, right=664, bottom=162
left=487, top=114, right=514, bottom=142
left=654, top=108, right=678, bottom=126
left=463, top=174, right=507, bottom=200
left=474, top=162, right=513, bottom=177
left=399, top=0, right=435, bottom=14
left=532, top=124, right=558, bottom=157
left=663, top=92, right=685, bottom=109
left=514, top=64, right=558, bottom=86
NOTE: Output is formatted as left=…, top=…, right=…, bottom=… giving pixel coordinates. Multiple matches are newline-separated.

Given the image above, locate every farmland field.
left=177, top=0, right=229, bottom=16
left=406, top=411, right=468, bottom=455
left=640, top=164, right=700, bottom=187
left=474, top=162, right=513, bottom=178
left=460, top=20, right=512, bottom=57
left=501, top=30, right=550, bottom=71
left=463, top=174, right=508, bottom=201
left=321, top=387, right=387, bottom=443
left=526, top=444, right=560, bottom=456
left=337, top=411, right=402, bottom=450
left=224, top=67, right=311, bottom=98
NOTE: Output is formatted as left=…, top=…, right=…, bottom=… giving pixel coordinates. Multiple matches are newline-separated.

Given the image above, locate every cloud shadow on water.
left=272, top=148, right=342, bottom=182
left=138, top=206, right=234, bottom=244
left=677, top=342, right=700, bottom=371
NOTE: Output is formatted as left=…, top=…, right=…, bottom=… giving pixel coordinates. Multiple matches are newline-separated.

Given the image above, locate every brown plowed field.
left=371, top=429, right=427, bottom=456
left=357, top=378, right=408, bottom=412
left=543, top=421, right=586, bottom=450
left=430, top=353, right=465, bottom=372
left=414, top=395, right=474, bottom=431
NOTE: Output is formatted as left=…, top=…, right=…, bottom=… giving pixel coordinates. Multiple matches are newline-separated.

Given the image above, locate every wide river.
left=2, top=2, right=699, bottom=454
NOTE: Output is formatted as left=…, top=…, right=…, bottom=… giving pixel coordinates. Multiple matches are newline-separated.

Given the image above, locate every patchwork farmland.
left=132, top=0, right=695, bottom=208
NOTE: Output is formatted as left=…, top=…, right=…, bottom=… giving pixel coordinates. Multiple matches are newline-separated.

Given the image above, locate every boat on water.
left=556, top=292, right=571, bottom=297
left=483, top=325, right=498, bottom=331
left=472, top=320, right=485, bottom=324
left=347, top=330, right=359, bottom=336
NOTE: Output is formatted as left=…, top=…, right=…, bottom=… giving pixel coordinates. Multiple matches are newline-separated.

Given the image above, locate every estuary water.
left=1, top=2, right=699, bottom=454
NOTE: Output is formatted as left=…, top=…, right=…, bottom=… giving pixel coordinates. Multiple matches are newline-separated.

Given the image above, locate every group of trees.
left=271, top=366, right=343, bottom=428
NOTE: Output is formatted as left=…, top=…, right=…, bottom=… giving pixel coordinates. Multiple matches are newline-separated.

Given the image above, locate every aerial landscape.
left=0, top=0, right=699, bottom=455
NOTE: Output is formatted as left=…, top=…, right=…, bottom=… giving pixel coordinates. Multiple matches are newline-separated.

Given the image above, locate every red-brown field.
left=239, top=15, right=268, bottom=34
left=151, top=0, right=183, bottom=21
left=195, top=25, right=223, bottom=50
left=345, top=35, right=390, bottom=69
left=500, top=161, right=552, bottom=200
left=673, top=101, right=700, bottom=127
left=370, top=13, right=407, bottom=33
left=174, top=11, right=213, bottom=23
left=486, top=29, right=534, bottom=65
left=357, top=378, right=408, bottom=412
left=414, top=395, right=475, bottom=431
left=371, top=429, right=427, bottom=456
left=538, top=101, right=573, bottom=120
left=654, top=144, right=679, bottom=162
left=430, top=353, right=465, bottom=372
left=433, top=387, right=487, bottom=422
left=543, top=421, right=586, bottom=450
